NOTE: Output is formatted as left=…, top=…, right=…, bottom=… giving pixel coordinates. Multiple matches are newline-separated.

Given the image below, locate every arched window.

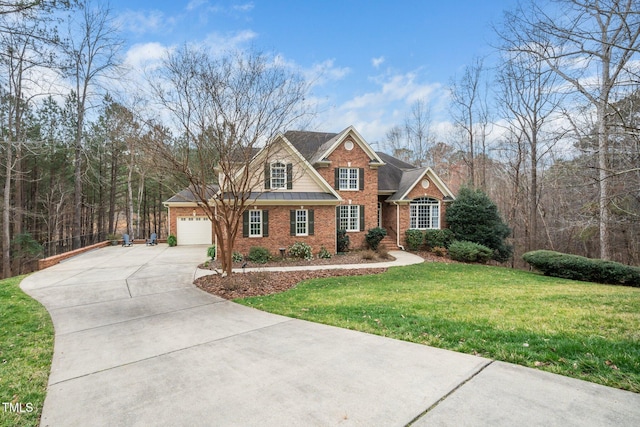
left=270, top=161, right=286, bottom=189
left=410, top=197, right=440, bottom=229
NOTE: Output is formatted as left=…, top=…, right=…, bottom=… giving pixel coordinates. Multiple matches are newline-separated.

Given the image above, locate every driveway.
left=21, top=245, right=640, bottom=426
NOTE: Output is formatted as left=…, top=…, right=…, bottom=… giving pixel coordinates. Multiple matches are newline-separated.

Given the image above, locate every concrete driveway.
left=21, top=245, right=640, bottom=426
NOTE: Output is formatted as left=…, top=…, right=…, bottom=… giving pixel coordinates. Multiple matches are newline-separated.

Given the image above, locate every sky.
left=109, top=0, right=521, bottom=146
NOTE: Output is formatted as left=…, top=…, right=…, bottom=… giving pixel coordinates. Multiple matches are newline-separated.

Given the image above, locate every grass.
left=238, top=262, right=640, bottom=392
left=0, top=275, right=54, bottom=427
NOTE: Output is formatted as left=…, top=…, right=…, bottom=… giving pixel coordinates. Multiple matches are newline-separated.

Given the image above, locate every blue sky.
left=110, top=0, right=520, bottom=145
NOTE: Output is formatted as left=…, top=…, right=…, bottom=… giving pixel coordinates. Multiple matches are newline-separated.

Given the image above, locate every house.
left=163, top=126, right=455, bottom=254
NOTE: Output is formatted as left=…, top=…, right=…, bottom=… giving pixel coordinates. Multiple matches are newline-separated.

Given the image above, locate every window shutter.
left=359, top=205, right=365, bottom=232
left=286, top=163, right=293, bottom=189
left=242, top=211, right=249, bottom=237
left=264, top=164, right=271, bottom=189
left=262, top=210, right=269, bottom=237
left=309, top=209, right=314, bottom=235
left=290, top=210, right=296, bottom=236
left=359, top=168, right=365, bottom=190
left=334, top=168, right=340, bottom=190
left=336, top=206, right=341, bottom=227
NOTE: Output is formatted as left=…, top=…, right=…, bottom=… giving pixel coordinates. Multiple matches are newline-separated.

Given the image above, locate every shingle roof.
left=164, top=185, right=219, bottom=203
left=283, top=130, right=338, bottom=162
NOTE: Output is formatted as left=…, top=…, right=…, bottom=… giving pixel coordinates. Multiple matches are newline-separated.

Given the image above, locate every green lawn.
left=0, top=276, right=54, bottom=427
left=238, top=262, right=640, bottom=392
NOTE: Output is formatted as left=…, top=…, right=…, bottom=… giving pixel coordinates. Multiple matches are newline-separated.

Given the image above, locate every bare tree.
left=504, top=0, right=640, bottom=260
left=0, top=4, right=60, bottom=277
left=147, top=45, right=309, bottom=275
left=61, top=0, right=123, bottom=249
left=449, top=57, right=492, bottom=189
left=495, top=45, right=563, bottom=253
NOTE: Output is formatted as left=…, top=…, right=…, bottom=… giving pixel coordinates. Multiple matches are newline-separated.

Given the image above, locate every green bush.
left=424, top=229, right=454, bottom=249
left=365, top=227, right=387, bottom=250
left=522, top=250, right=640, bottom=286
left=446, top=187, right=512, bottom=261
left=248, top=246, right=271, bottom=264
left=337, top=229, right=350, bottom=253
left=207, top=245, right=216, bottom=259
left=167, top=234, right=177, bottom=247
left=232, top=251, right=244, bottom=263
left=405, top=229, right=424, bottom=251
left=289, top=242, right=313, bottom=260
left=448, top=240, right=493, bottom=263
left=318, top=246, right=332, bottom=259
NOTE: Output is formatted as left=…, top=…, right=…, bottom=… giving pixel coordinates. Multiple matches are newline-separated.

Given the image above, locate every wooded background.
left=1, top=0, right=638, bottom=278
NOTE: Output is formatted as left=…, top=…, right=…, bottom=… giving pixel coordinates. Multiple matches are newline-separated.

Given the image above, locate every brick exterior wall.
left=233, top=205, right=336, bottom=257
left=315, top=137, right=379, bottom=249
left=398, top=175, right=450, bottom=248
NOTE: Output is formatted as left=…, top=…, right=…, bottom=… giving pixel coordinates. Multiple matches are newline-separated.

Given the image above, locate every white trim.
left=317, top=126, right=385, bottom=167
left=396, top=168, right=456, bottom=201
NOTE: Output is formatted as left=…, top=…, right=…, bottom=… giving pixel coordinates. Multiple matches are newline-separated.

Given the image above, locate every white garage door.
left=176, top=216, right=212, bottom=245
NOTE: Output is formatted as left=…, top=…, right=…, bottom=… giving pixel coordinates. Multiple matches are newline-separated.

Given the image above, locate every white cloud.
left=124, top=42, right=170, bottom=72
left=186, top=0, right=208, bottom=11
left=371, top=56, right=385, bottom=69
left=202, top=30, right=258, bottom=53
left=233, top=2, right=255, bottom=12
left=115, top=9, right=170, bottom=35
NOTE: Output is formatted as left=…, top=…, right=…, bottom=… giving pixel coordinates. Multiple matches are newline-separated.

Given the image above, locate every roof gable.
left=387, top=167, right=456, bottom=202
left=248, top=133, right=341, bottom=200
left=284, top=126, right=385, bottom=166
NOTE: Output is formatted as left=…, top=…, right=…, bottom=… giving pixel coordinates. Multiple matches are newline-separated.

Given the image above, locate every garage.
left=176, top=216, right=212, bottom=245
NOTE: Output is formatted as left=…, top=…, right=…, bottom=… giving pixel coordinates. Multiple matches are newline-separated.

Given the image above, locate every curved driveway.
left=21, top=245, right=640, bottom=426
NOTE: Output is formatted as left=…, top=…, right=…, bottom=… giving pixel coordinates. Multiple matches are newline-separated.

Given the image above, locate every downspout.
left=214, top=203, right=218, bottom=261
left=392, top=201, right=405, bottom=251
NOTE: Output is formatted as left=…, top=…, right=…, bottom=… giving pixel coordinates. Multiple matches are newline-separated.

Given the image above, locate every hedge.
left=448, top=240, right=493, bottom=263
left=522, top=250, right=640, bottom=287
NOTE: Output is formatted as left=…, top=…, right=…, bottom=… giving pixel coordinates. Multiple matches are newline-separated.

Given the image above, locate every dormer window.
left=270, top=162, right=286, bottom=189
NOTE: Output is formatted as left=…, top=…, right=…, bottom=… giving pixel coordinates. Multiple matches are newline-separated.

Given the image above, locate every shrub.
left=167, top=234, right=177, bottom=247
left=232, top=251, right=244, bottom=263
left=522, top=250, right=640, bottom=286
left=318, top=246, right=332, bottom=259
left=289, top=242, right=313, bottom=260
left=448, top=240, right=493, bottom=263
left=446, top=187, right=512, bottom=261
left=377, top=247, right=391, bottom=260
left=360, top=249, right=376, bottom=260
left=432, top=246, right=448, bottom=257
left=337, top=229, right=350, bottom=253
left=405, top=229, right=424, bottom=251
left=248, top=246, right=271, bottom=264
left=365, top=227, right=387, bottom=250
left=424, top=229, right=454, bottom=249
left=207, top=245, right=216, bottom=259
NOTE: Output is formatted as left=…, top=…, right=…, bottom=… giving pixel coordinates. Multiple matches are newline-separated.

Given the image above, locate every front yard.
left=235, top=262, right=640, bottom=392
left=0, top=276, right=53, bottom=427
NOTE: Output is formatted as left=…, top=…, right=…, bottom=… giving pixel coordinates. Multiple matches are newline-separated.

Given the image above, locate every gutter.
left=392, top=201, right=405, bottom=251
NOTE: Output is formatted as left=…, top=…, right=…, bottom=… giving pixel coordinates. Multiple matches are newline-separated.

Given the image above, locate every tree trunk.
left=3, top=139, right=12, bottom=278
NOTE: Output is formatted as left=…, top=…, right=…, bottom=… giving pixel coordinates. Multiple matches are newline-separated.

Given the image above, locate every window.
left=270, top=162, right=286, bottom=189
left=339, top=168, right=359, bottom=190
left=410, top=197, right=440, bottom=230
left=296, top=210, right=307, bottom=235
left=290, top=209, right=314, bottom=236
left=265, top=162, right=292, bottom=190
left=339, top=205, right=361, bottom=232
left=249, top=210, right=263, bottom=237
left=243, top=210, right=269, bottom=237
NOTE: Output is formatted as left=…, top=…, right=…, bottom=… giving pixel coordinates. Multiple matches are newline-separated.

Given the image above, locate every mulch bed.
left=194, top=250, right=456, bottom=300
left=195, top=267, right=387, bottom=300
